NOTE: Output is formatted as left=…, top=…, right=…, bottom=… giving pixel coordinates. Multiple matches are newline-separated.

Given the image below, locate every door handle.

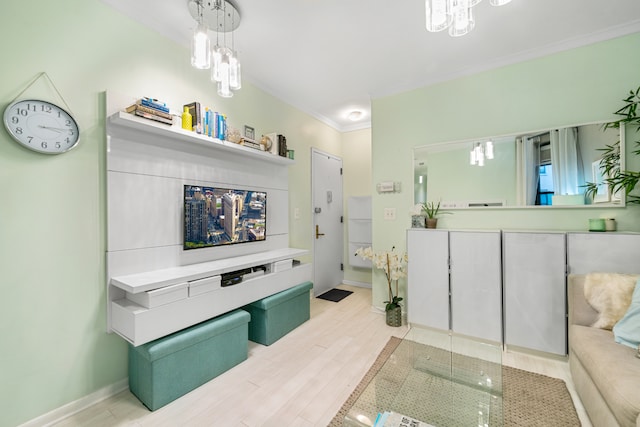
left=315, top=225, right=325, bottom=239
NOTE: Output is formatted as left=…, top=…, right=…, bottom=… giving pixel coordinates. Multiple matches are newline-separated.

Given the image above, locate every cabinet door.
left=503, top=232, right=566, bottom=355
left=407, top=229, right=449, bottom=330
left=450, top=231, right=502, bottom=343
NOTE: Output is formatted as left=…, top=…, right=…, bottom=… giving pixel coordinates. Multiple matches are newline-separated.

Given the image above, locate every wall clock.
left=3, top=99, right=80, bottom=154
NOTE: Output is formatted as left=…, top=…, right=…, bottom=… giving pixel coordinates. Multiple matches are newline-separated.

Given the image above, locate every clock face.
left=3, top=99, right=80, bottom=154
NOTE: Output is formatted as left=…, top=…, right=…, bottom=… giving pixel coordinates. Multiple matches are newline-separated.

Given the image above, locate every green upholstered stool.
left=243, top=281, right=313, bottom=346
left=128, top=309, right=250, bottom=411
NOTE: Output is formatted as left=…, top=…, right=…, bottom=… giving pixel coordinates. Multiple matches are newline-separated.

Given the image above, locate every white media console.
left=110, top=248, right=311, bottom=346
left=105, top=93, right=311, bottom=347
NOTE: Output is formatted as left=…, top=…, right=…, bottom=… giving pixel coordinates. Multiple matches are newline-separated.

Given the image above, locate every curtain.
left=550, top=127, right=583, bottom=195
left=516, top=136, right=540, bottom=205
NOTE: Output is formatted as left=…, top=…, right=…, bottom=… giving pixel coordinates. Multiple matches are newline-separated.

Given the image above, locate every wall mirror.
left=414, top=121, right=625, bottom=209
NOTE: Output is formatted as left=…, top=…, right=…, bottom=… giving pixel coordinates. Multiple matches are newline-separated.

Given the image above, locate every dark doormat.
left=317, top=288, right=353, bottom=302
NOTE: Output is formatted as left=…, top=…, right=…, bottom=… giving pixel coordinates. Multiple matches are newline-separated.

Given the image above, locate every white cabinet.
left=450, top=231, right=502, bottom=343
left=407, top=229, right=449, bottom=330
left=407, top=229, right=502, bottom=343
left=503, top=231, right=566, bottom=355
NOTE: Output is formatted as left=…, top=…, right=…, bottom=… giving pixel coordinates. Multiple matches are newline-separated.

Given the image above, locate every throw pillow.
left=613, top=278, right=640, bottom=349
left=584, top=272, right=639, bottom=330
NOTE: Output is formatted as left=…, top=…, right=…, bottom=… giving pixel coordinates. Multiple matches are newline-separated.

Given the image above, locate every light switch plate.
left=383, top=208, right=396, bottom=220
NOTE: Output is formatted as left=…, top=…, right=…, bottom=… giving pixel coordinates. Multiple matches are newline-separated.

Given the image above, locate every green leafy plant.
left=355, top=246, right=407, bottom=311
left=584, top=85, right=640, bottom=204
left=421, top=200, right=452, bottom=218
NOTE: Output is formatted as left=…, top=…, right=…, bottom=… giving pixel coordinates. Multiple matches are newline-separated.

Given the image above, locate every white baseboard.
left=341, top=280, right=371, bottom=289
left=19, top=378, right=129, bottom=427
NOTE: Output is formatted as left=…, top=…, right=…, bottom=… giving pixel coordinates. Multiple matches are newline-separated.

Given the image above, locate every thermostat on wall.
left=377, top=181, right=401, bottom=193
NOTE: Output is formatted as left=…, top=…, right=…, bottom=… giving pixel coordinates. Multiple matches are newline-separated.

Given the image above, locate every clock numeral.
left=15, top=127, right=23, bottom=134
left=55, top=142, right=61, bottom=149
left=40, top=104, right=52, bottom=113
left=41, top=141, right=48, bottom=149
left=27, top=136, right=33, bottom=143
left=11, top=117, right=19, bottom=124
left=26, top=104, right=37, bottom=112
left=15, top=108, right=28, bottom=116
left=65, top=119, right=71, bottom=126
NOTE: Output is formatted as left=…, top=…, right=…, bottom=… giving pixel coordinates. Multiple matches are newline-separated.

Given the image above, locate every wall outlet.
left=383, top=207, right=396, bottom=220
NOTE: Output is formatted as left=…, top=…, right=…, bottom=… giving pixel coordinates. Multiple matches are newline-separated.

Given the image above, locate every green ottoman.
left=243, top=281, right=313, bottom=346
left=128, top=309, right=250, bottom=410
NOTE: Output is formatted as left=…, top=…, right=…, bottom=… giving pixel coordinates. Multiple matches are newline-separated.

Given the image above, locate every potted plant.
left=584, top=85, right=640, bottom=204
left=421, top=200, right=451, bottom=228
left=355, top=246, right=407, bottom=326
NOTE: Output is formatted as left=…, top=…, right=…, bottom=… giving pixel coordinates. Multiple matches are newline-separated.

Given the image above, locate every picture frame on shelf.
left=244, top=125, right=255, bottom=141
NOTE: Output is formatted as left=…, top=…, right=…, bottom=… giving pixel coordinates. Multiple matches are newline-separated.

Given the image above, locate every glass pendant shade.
left=191, top=21, right=211, bottom=69
left=425, top=0, right=452, bottom=32
left=216, top=48, right=233, bottom=98
left=485, top=140, right=494, bottom=159
left=449, top=0, right=475, bottom=37
left=229, top=54, right=241, bottom=90
left=211, top=46, right=223, bottom=82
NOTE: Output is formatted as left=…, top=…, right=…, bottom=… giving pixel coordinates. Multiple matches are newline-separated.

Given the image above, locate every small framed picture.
left=244, top=125, right=255, bottom=141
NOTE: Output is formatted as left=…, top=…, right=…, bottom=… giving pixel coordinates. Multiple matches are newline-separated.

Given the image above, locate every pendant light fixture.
left=188, top=0, right=241, bottom=97
left=190, top=0, right=211, bottom=69
left=470, top=140, right=494, bottom=166
left=426, top=0, right=513, bottom=37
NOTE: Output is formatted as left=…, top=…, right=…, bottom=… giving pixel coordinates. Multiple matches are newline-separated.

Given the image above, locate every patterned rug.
left=329, top=337, right=581, bottom=427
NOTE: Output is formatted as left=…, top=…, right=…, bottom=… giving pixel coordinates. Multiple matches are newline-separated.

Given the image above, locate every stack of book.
left=125, top=98, right=173, bottom=125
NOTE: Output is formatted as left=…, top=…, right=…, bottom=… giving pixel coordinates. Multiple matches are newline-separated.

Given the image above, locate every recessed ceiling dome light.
left=348, top=111, right=363, bottom=121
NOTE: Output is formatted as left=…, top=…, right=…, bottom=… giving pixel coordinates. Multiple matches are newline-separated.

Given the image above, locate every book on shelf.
left=132, top=109, right=174, bottom=125
left=374, top=411, right=434, bottom=427
left=138, top=97, right=170, bottom=113
left=125, top=103, right=173, bottom=120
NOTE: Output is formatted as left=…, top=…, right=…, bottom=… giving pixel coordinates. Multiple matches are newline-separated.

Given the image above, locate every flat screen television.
left=184, top=185, right=267, bottom=250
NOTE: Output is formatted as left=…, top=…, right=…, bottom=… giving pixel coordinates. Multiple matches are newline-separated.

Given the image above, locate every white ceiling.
left=100, top=0, right=640, bottom=132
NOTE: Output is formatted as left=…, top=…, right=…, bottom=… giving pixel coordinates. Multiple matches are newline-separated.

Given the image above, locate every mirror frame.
left=413, top=120, right=626, bottom=210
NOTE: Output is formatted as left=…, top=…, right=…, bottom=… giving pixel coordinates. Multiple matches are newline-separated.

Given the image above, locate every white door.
left=312, top=149, right=343, bottom=296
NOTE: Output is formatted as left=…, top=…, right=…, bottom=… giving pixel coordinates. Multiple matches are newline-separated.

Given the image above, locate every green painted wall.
left=371, top=32, right=640, bottom=309
left=0, top=1, right=341, bottom=426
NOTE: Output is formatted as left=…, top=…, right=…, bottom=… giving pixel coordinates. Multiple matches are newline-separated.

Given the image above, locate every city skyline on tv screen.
left=184, top=185, right=267, bottom=250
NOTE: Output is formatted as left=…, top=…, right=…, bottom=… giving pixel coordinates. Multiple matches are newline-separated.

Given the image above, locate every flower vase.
left=386, top=306, right=402, bottom=327
left=425, top=218, right=438, bottom=229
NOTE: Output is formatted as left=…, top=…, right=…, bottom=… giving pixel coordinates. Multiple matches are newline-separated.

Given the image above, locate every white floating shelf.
left=108, top=111, right=294, bottom=166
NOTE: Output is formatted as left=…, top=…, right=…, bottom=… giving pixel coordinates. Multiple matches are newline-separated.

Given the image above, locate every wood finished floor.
left=54, top=285, right=591, bottom=426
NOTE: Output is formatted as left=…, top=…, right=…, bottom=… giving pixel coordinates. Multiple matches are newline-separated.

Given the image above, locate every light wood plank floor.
left=53, top=285, right=591, bottom=426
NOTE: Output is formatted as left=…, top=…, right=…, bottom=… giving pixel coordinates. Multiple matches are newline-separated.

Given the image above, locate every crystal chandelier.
left=426, top=0, right=512, bottom=37
left=188, top=0, right=241, bottom=97
left=470, top=140, right=494, bottom=166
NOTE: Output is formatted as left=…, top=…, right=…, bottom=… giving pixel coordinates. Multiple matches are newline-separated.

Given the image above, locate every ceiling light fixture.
left=188, top=0, right=241, bottom=97
left=426, top=0, right=512, bottom=37
left=347, top=111, right=363, bottom=121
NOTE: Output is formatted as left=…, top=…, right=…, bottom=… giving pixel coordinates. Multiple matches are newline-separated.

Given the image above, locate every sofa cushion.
left=570, top=324, right=640, bottom=426
left=584, top=272, right=638, bottom=329
left=614, top=278, right=640, bottom=349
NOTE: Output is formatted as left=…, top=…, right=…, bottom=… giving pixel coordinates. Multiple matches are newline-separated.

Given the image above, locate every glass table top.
left=343, top=327, right=503, bottom=427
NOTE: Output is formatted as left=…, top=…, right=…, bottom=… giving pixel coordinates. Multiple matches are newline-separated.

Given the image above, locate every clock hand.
left=37, top=125, right=66, bottom=132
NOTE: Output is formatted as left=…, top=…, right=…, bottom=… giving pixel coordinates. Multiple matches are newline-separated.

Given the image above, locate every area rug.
left=328, top=337, right=581, bottom=427
left=317, top=288, right=353, bottom=302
